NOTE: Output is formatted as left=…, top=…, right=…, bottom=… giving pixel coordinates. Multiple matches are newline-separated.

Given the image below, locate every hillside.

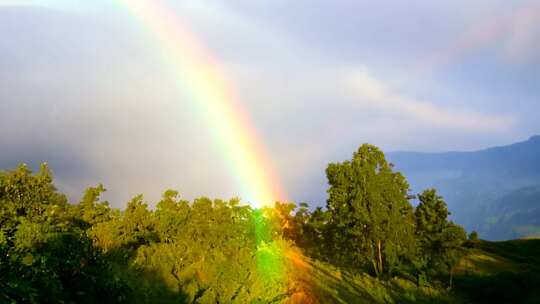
left=454, top=239, right=540, bottom=303
left=283, top=248, right=456, bottom=303
left=284, top=239, right=540, bottom=303
left=388, top=135, right=540, bottom=240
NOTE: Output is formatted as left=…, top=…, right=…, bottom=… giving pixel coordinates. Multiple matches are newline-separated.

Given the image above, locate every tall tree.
left=325, top=144, right=416, bottom=276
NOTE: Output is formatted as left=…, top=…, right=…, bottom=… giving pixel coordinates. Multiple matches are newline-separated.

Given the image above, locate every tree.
left=154, top=190, right=190, bottom=243
left=119, top=195, right=156, bottom=249
left=78, top=184, right=112, bottom=228
left=469, top=231, right=479, bottom=242
left=415, top=189, right=466, bottom=285
left=0, top=164, right=130, bottom=303
left=325, top=144, right=417, bottom=276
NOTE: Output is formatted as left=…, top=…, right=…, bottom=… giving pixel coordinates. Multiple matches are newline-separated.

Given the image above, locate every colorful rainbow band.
left=118, top=0, right=286, bottom=206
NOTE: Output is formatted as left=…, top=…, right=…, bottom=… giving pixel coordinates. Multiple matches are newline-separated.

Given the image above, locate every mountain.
left=482, top=186, right=540, bottom=240
left=388, top=136, right=540, bottom=240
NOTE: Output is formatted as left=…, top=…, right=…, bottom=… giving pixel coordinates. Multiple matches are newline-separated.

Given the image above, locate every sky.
left=1, top=0, right=539, bottom=207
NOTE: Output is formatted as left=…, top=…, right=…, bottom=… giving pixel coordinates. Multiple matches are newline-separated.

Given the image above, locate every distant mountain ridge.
left=388, top=135, right=540, bottom=241
left=391, top=135, right=540, bottom=177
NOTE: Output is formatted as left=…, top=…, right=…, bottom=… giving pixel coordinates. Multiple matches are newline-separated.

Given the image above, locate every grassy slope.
left=284, top=239, right=540, bottom=303
left=453, top=239, right=540, bottom=304
left=283, top=248, right=456, bottom=304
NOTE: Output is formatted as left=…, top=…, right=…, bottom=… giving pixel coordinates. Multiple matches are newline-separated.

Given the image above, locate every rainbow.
left=115, top=0, right=292, bottom=288
left=117, top=0, right=285, bottom=207
left=10, top=0, right=294, bottom=290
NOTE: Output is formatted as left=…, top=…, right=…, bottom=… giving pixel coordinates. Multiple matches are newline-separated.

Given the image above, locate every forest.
left=1, top=144, right=539, bottom=303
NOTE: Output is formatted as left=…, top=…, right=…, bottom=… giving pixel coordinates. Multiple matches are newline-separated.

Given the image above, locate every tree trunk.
left=448, top=265, right=454, bottom=291
left=377, top=240, right=383, bottom=275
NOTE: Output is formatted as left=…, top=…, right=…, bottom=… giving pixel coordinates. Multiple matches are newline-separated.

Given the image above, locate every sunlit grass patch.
left=455, top=248, right=523, bottom=276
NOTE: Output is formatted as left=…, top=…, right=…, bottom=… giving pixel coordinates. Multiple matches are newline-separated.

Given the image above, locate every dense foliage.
left=0, top=144, right=470, bottom=303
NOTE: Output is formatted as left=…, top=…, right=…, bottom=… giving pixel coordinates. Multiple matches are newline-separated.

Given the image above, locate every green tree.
left=0, top=164, right=129, bottom=303
left=154, top=190, right=190, bottom=243
left=415, top=189, right=466, bottom=285
left=325, top=144, right=417, bottom=276
left=78, top=184, right=112, bottom=228
left=469, top=231, right=479, bottom=242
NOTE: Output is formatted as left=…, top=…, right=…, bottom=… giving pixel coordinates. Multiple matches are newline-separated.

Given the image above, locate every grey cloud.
left=0, top=2, right=538, bottom=208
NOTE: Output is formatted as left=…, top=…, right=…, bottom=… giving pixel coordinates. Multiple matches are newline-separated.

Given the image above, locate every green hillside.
left=281, top=249, right=457, bottom=304
left=229, top=238, right=540, bottom=303
left=453, top=239, right=540, bottom=303
left=287, top=239, right=540, bottom=303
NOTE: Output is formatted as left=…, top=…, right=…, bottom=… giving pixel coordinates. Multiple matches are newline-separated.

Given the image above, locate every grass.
left=283, top=248, right=456, bottom=303
left=281, top=239, right=540, bottom=303
left=453, top=239, right=540, bottom=304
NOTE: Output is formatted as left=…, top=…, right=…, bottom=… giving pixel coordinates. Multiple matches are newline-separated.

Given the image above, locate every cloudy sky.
left=1, top=0, right=539, bottom=207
